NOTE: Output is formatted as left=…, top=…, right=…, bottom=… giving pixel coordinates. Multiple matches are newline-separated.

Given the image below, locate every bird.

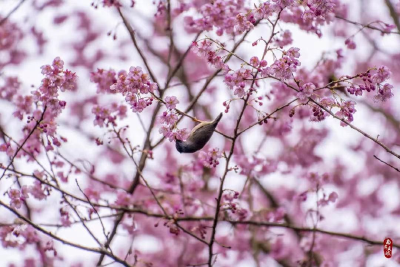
left=175, top=112, right=223, bottom=153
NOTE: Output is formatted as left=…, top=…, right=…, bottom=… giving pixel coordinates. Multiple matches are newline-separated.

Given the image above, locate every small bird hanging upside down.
left=175, top=113, right=223, bottom=153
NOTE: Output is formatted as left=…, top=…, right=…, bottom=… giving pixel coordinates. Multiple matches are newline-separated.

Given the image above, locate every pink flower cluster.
left=164, top=219, right=180, bottom=236
left=0, top=142, right=14, bottom=158
left=296, top=82, right=316, bottom=102
left=114, top=191, right=134, bottom=206
left=272, top=0, right=296, bottom=8
left=33, top=57, right=76, bottom=145
left=224, top=48, right=300, bottom=98
left=198, top=148, right=222, bottom=168
left=39, top=57, right=77, bottom=110
left=13, top=95, right=33, bottom=120
left=59, top=208, right=72, bottom=227
left=191, top=40, right=227, bottom=70
left=29, top=179, right=48, bottom=200
left=375, top=83, right=394, bottom=102
left=298, top=173, right=339, bottom=208
left=268, top=47, right=301, bottom=79
left=274, top=30, right=293, bottom=48
left=159, top=113, right=189, bottom=142
left=109, top=67, right=157, bottom=113
left=8, top=187, right=29, bottom=209
left=84, top=187, right=101, bottom=201
left=0, top=19, right=23, bottom=51
left=164, top=96, right=179, bottom=110
left=222, top=190, right=248, bottom=221
left=317, top=191, right=339, bottom=206
left=249, top=56, right=268, bottom=69
left=224, top=68, right=253, bottom=98
left=0, top=224, right=39, bottom=248
left=159, top=109, right=178, bottom=125
left=235, top=155, right=278, bottom=177
left=37, top=57, right=77, bottom=104
left=305, top=97, right=332, bottom=122
left=158, top=96, right=189, bottom=142
left=307, top=172, right=330, bottom=187
left=183, top=0, right=296, bottom=36
left=183, top=0, right=247, bottom=35
left=0, top=76, right=20, bottom=101
left=90, top=68, right=117, bottom=94
left=265, top=207, right=286, bottom=222
left=280, top=0, right=339, bottom=36
left=305, top=0, right=336, bottom=18
left=335, top=100, right=356, bottom=126
left=92, top=103, right=127, bottom=128
left=234, top=13, right=255, bottom=34
left=347, top=66, right=393, bottom=102
left=7, top=177, right=48, bottom=209
left=345, top=38, right=356, bottom=49
left=0, top=19, right=26, bottom=68
left=0, top=57, right=77, bottom=158
left=310, top=105, right=328, bottom=122
left=191, top=224, right=208, bottom=240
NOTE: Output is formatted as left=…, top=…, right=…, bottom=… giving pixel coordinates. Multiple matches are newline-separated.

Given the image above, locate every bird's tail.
left=213, top=112, right=223, bottom=125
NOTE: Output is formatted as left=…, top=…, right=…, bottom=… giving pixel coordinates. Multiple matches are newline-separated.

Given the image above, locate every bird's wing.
left=188, top=113, right=222, bottom=137
left=189, top=122, right=208, bottom=136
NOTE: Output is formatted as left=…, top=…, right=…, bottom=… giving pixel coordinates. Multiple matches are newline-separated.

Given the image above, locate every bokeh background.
left=1, top=0, right=400, bottom=266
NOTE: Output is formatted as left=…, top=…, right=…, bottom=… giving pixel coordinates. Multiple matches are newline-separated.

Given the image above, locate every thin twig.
left=313, top=98, right=400, bottom=160
left=374, top=155, right=400, bottom=172
left=238, top=98, right=298, bottom=136
left=0, top=200, right=131, bottom=267
left=76, top=179, right=110, bottom=239
left=0, top=0, right=26, bottom=26
left=166, top=0, right=174, bottom=80
left=1, top=106, right=47, bottom=180
left=271, top=78, right=400, bottom=161
left=56, top=152, right=123, bottom=190
left=335, top=15, right=400, bottom=35
left=165, top=31, right=202, bottom=89
left=117, top=8, right=160, bottom=88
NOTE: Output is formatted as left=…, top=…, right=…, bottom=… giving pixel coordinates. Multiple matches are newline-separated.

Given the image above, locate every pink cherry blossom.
left=164, top=96, right=179, bottom=110
left=0, top=2, right=399, bottom=267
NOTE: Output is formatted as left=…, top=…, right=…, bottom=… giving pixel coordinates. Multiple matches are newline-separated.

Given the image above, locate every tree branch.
left=0, top=106, right=47, bottom=180
left=0, top=200, right=131, bottom=267
left=0, top=0, right=26, bottom=26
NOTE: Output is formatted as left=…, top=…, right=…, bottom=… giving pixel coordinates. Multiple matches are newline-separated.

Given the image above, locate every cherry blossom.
left=0, top=1, right=399, bottom=266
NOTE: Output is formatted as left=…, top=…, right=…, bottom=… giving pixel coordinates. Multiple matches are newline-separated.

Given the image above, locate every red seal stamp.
left=383, top=238, right=393, bottom=259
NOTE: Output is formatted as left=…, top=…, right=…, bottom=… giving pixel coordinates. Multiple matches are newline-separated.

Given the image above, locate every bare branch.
left=1, top=106, right=47, bottom=180
left=0, top=200, right=131, bottom=267
left=335, top=15, right=400, bottom=35
left=0, top=0, right=26, bottom=26
left=117, top=7, right=160, bottom=88
left=374, top=154, right=400, bottom=173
